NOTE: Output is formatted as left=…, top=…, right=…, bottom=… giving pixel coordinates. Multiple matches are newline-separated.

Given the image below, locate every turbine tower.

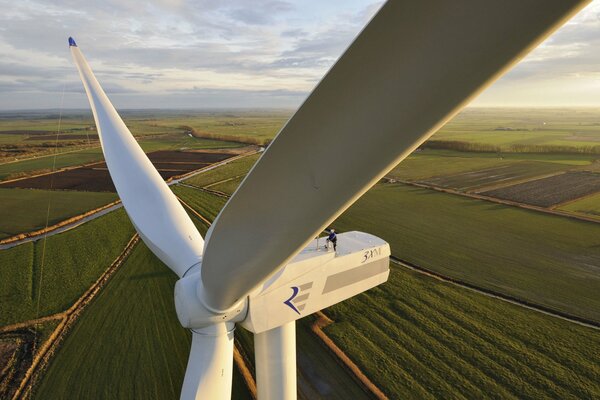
left=69, top=0, right=588, bottom=398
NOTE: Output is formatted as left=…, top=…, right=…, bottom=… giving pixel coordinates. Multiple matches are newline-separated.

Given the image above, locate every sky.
left=1, top=0, right=600, bottom=110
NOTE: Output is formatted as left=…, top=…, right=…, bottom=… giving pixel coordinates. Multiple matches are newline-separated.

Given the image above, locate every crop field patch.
left=0, top=188, right=117, bottom=239
left=420, top=161, right=569, bottom=191
left=481, top=171, right=600, bottom=207
left=0, top=151, right=234, bottom=192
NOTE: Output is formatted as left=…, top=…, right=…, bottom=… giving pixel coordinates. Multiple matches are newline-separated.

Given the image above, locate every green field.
left=153, top=112, right=291, bottom=145
left=171, top=185, right=227, bottom=221
left=334, top=184, right=600, bottom=322
left=0, top=209, right=134, bottom=326
left=32, top=241, right=251, bottom=400
left=0, top=188, right=118, bottom=239
left=184, top=153, right=261, bottom=188
left=209, top=176, right=245, bottom=195
left=559, top=192, right=600, bottom=217
left=432, top=107, right=600, bottom=148
left=325, top=265, right=600, bottom=399
left=0, top=148, right=105, bottom=181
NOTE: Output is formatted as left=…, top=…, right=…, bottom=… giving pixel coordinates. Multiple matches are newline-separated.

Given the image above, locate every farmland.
left=2, top=108, right=600, bottom=399
left=324, top=265, right=600, bottom=399
left=32, top=241, right=252, bottom=400
left=559, top=191, right=600, bottom=217
left=333, top=183, right=600, bottom=323
left=429, top=107, right=600, bottom=153
left=152, top=111, right=291, bottom=145
left=387, top=149, right=594, bottom=185
left=481, top=171, right=600, bottom=207
left=0, top=209, right=134, bottom=326
left=185, top=153, right=261, bottom=188
left=0, top=151, right=235, bottom=192
left=176, top=182, right=600, bottom=398
left=419, top=161, right=569, bottom=192
left=0, top=188, right=117, bottom=239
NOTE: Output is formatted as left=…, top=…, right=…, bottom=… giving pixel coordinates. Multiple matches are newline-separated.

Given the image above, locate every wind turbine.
left=69, top=0, right=588, bottom=398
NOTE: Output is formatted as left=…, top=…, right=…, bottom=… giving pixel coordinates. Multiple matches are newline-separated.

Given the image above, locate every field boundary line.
left=389, top=256, right=600, bottom=330
left=310, top=311, right=388, bottom=399
left=11, top=234, right=140, bottom=400
left=396, top=180, right=600, bottom=226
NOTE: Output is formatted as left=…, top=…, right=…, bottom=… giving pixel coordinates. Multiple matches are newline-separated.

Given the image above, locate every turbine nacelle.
left=175, top=231, right=390, bottom=332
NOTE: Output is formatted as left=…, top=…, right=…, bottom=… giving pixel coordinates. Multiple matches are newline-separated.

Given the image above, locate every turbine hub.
left=174, top=269, right=247, bottom=329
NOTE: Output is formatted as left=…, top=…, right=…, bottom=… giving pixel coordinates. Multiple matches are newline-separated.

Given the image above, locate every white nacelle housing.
left=241, top=231, right=390, bottom=333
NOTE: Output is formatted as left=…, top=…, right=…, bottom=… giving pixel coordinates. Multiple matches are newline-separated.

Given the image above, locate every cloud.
left=1, top=0, right=599, bottom=109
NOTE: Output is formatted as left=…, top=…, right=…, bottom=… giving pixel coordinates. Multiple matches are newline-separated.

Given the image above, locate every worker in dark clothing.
left=326, top=229, right=337, bottom=251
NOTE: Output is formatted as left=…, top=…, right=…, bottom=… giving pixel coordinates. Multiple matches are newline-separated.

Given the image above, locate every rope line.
left=31, top=82, right=66, bottom=381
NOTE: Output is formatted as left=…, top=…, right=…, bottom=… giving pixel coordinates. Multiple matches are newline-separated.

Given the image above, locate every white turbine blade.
left=181, top=324, right=234, bottom=400
left=200, top=0, right=589, bottom=311
left=70, top=38, right=203, bottom=278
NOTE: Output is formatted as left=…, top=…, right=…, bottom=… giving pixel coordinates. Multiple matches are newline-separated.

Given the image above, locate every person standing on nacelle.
left=326, top=229, right=337, bottom=251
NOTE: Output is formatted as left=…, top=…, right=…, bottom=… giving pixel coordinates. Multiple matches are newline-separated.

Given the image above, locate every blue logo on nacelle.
left=284, top=286, right=301, bottom=315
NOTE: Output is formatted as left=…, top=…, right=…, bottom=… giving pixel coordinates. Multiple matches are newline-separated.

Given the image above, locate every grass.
left=154, top=112, right=291, bottom=145
left=430, top=107, right=600, bottom=151
left=171, top=185, right=227, bottom=221
left=0, top=209, right=135, bottom=326
left=333, top=183, right=600, bottom=323
left=32, top=241, right=252, bottom=400
left=209, top=176, right=245, bottom=195
left=184, top=153, right=260, bottom=188
left=324, top=265, right=600, bottom=399
left=559, top=192, right=600, bottom=217
left=0, top=188, right=118, bottom=239
left=0, top=148, right=105, bottom=181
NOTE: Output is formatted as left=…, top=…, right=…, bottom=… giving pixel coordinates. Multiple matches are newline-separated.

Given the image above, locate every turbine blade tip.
left=68, top=37, right=77, bottom=47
